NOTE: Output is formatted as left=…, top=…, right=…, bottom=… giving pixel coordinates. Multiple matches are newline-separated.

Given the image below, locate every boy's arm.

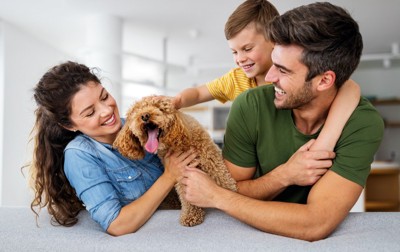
left=173, top=85, right=214, bottom=109
left=310, top=79, right=360, bottom=151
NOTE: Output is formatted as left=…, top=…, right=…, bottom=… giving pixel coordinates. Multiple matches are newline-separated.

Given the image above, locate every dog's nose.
left=141, top=113, right=150, bottom=122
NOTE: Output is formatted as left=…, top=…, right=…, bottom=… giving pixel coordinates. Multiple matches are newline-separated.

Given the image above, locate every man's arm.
left=227, top=139, right=335, bottom=200
left=182, top=168, right=362, bottom=241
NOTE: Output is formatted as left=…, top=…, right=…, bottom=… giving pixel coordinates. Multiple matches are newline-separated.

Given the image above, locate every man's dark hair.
left=267, top=2, right=363, bottom=88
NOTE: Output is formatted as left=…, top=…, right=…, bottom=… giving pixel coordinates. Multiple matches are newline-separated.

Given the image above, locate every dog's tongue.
left=145, top=128, right=159, bottom=153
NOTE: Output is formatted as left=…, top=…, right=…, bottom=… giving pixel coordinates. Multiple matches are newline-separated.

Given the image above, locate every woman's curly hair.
left=30, top=61, right=100, bottom=226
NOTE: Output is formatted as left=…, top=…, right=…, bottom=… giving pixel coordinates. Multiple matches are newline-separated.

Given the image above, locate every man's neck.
left=292, top=94, right=336, bottom=135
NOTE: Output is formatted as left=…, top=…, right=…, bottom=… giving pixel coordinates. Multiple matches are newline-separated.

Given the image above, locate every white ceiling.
left=0, top=0, right=399, bottom=67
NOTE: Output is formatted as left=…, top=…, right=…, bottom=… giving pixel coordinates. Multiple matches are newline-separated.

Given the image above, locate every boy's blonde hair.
left=224, top=0, right=279, bottom=40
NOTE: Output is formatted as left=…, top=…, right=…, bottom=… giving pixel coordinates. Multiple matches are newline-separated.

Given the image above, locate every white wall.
left=354, top=61, right=400, bottom=99
left=0, top=22, right=4, bottom=204
left=353, top=61, right=400, bottom=163
left=0, top=21, right=69, bottom=206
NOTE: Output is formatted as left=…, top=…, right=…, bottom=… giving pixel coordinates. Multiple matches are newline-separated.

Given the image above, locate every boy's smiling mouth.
left=241, top=63, right=255, bottom=71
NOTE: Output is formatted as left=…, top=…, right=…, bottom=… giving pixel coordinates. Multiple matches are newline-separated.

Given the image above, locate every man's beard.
left=275, top=81, right=314, bottom=110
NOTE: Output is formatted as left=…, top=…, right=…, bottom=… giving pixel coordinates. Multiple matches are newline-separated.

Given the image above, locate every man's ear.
left=317, top=70, right=336, bottom=91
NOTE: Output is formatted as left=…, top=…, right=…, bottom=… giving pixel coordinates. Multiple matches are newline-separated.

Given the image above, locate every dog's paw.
left=180, top=209, right=205, bottom=227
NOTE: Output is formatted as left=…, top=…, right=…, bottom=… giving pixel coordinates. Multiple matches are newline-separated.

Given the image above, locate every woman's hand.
left=163, top=149, right=198, bottom=183
left=108, top=149, right=198, bottom=236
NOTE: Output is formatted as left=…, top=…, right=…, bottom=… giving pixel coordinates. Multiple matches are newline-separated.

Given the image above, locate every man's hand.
left=275, top=139, right=336, bottom=187
left=181, top=167, right=220, bottom=208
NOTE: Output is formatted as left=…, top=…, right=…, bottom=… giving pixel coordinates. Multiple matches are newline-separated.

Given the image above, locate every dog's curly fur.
left=113, top=96, right=237, bottom=227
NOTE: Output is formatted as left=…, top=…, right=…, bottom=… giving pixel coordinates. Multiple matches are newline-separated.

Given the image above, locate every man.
left=181, top=2, right=384, bottom=241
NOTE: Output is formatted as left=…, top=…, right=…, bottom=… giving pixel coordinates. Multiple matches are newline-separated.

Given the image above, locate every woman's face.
left=68, top=81, right=122, bottom=144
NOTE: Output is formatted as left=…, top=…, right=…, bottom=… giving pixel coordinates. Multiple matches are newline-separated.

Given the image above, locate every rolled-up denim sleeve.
left=64, top=148, right=121, bottom=231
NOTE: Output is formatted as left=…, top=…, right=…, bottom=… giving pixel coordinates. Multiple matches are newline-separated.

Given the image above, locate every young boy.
left=173, top=0, right=278, bottom=108
left=173, top=0, right=360, bottom=152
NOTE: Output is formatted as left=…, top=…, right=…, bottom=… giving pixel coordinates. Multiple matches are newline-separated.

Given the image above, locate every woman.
left=30, top=61, right=197, bottom=236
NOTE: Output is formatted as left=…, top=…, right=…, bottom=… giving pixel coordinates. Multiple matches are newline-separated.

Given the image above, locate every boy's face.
left=228, top=23, right=274, bottom=85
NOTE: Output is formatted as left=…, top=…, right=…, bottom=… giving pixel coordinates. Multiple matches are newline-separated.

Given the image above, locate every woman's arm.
left=310, top=79, right=360, bottom=151
left=107, top=150, right=197, bottom=236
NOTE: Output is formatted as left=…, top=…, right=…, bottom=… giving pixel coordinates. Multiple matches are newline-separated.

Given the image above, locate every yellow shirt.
left=206, top=68, right=257, bottom=103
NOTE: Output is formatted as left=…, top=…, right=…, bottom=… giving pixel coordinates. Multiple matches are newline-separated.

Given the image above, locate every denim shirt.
left=64, top=131, right=164, bottom=231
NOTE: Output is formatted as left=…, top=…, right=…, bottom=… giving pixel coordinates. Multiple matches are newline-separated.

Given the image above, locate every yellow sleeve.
left=206, top=68, right=255, bottom=103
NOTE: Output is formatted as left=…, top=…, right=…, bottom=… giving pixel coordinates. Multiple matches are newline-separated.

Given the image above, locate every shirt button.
left=128, top=176, right=132, bottom=179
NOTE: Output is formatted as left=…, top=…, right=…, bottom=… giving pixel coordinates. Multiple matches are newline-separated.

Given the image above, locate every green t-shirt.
left=223, top=85, right=384, bottom=204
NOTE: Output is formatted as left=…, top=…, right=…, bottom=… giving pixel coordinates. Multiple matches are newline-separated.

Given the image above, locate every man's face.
left=227, top=22, right=274, bottom=85
left=265, top=44, right=316, bottom=109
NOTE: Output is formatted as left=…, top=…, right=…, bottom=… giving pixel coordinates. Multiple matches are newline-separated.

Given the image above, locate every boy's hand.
left=149, top=95, right=178, bottom=109
left=172, top=95, right=182, bottom=110
left=276, top=139, right=335, bottom=186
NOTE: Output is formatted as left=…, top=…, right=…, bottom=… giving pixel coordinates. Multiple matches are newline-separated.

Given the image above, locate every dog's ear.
left=113, top=123, right=145, bottom=160
left=163, top=112, right=190, bottom=151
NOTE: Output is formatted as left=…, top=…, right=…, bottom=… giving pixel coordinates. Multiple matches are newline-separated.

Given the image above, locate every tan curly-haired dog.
left=113, top=95, right=237, bottom=227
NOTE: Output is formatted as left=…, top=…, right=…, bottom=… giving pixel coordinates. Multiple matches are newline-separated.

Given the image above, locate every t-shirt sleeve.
left=64, top=148, right=121, bottom=231
left=206, top=70, right=237, bottom=103
left=331, top=103, right=385, bottom=187
left=222, top=91, right=258, bottom=167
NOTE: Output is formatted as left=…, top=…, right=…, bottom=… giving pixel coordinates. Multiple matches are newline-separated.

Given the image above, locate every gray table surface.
left=1, top=207, right=399, bottom=251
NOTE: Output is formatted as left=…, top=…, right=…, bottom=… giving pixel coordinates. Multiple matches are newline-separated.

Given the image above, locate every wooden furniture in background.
left=371, top=98, right=400, bottom=128
left=365, top=163, right=400, bottom=211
